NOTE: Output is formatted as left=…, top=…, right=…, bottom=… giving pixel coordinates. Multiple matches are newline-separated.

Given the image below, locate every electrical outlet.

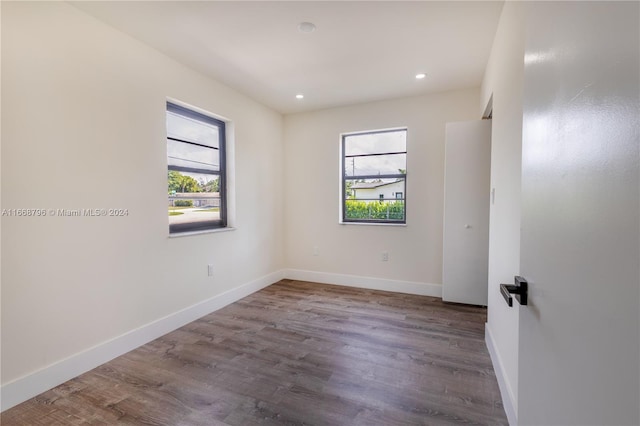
left=381, top=251, right=389, bottom=262
left=207, top=264, right=214, bottom=277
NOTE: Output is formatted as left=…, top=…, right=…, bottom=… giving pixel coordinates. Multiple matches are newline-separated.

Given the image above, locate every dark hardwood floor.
left=2, top=280, right=508, bottom=425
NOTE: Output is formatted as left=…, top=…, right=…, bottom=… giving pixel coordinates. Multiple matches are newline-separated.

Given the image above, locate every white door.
left=517, top=3, right=639, bottom=425
left=442, top=120, right=491, bottom=305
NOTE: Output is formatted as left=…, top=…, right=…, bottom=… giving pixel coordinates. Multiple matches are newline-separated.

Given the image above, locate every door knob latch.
left=500, top=276, right=528, bottom=307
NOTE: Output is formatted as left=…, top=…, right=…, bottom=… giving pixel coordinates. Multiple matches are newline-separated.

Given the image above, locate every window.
left=166, top=102, right=226, bottom=233
left=342, top=128, right=407, bottom=224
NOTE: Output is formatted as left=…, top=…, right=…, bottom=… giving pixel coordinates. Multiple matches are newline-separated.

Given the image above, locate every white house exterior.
left=351, top=180, right=404, bottom=201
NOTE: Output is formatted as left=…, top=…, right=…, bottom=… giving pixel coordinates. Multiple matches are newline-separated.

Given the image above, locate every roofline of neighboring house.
left=351, top=179, right=403, bottom=189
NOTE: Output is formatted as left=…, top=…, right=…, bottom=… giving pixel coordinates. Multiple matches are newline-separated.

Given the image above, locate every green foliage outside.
left=168, top=171, right=199, bottom=193
left=345, top=200, right=404, bottom=221
left=169, top=211, right=184, bottom=216
left=168, top=171, right=219, bottom=194
left=345, top=180, right=353, bottom=198
left=174, top=200, right=193, bottom=207
left=200, top=178, right=219, bottom=193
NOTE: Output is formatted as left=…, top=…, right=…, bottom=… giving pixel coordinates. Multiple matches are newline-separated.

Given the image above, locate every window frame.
left=167, top=102, right=227, bottom=234
left=341, top=128, right=407, bottom=225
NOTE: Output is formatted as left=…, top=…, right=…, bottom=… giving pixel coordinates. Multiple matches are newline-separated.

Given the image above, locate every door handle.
left=500, top=276, right=528, bottom=306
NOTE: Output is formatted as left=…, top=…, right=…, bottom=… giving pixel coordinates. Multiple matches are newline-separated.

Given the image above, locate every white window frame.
left=167, top=102, right=227, bottom=234
left=340, top=128, right=407, bottom=225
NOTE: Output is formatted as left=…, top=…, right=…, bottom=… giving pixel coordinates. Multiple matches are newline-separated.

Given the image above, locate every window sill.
left=339, top=221, right=407, bottom=227
left=168, top=227, right=237, bottom=238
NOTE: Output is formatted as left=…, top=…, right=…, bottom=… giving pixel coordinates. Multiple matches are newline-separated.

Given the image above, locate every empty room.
left=1, top=1, right=638, bottom=425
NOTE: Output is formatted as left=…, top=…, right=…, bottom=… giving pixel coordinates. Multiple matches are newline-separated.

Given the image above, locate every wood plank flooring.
left=2, top=280, right=508, bottom=425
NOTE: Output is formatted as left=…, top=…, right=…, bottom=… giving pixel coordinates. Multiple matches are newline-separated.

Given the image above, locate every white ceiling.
left=71, top=1, right=504, bottom=114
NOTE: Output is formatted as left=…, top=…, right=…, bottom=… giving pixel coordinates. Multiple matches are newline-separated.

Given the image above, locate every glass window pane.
left=342, top=128, right=407, bottom=224
left=168, top=170, right=219, bottom=194
left=167, top=139, right=219, bottom=172
left=168, top=171, right=221, bottom=225
left=345, top=178, right=405, bottom=201
left=344, top=130, right=406, bottom=156
left=167, top=111, right=219, bottom=148
left=344, top=153, right=406, bottom=177
left=343, top=197, right=405, bottom=221
left=168, top=196, right=221, bottom=226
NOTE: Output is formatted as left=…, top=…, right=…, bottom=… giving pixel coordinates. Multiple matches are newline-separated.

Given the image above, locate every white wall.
left=283, top=89, right=479, bottom=293
left=479, top=2, right=524, bottom=424
left=0, top=1, right=3, bottom=411
left=1, top=1, right=284, bottom=407
left=518, top=2, right=639, bottom=425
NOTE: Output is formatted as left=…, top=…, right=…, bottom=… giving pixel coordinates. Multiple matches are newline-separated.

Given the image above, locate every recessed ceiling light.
left=416, top=73, right=427, bottom=79
left=298, top=22, right=316, bottom=33
left=296, top=94, right=304, bottom=99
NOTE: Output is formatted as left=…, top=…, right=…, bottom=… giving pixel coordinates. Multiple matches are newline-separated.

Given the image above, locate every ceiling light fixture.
left=296, top=94, right=304, bottom=99
left=416, top=73, right=427, bottom=79
left=298, top=22, right=316, bottom=33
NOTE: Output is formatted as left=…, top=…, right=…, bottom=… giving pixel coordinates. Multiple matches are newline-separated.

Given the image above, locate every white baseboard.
left=284, top=269, right=442, bottom=298
left=0, top=270, right=285, bottom=412
left=485, top=323, right=517, bottom=425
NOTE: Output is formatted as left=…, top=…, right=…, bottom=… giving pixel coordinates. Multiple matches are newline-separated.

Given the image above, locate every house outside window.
left=342, top=128, right=407, bottom=224
left=166, top=102, right=226, bottom=233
